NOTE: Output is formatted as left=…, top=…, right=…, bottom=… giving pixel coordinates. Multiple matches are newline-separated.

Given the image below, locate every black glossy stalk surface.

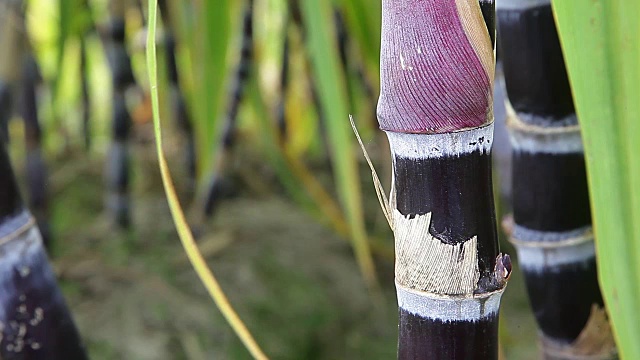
left=393, top=149, right=502, bottom=358
left=0, top=141, right=22, bottom=220
left=498, top=2, right=609, bottom=351
left=0, top=136, right=87, bottom=359
left=399, top=309, right=498, bottom=360
left=393, top=152, right=498, bottom=282
left=276, top=27, right=290, bottom=139
left=221, top=0, right=254, bottom=149
left=20, top=55, right=51, bottom=247
left=523, top=259, right=603, bottom=342
left=0, top=228, right=88, bottom=360
left=479, top=1, right=496, bottom=47
left=498, top=5, right=573, bottom=118
left=512, top=152, right=591, bottom=231
left=80, top=37, right=91, bottom=150
left=106, top=14, right=134, bottom=228
left=21, top=57, right=41, bottom=150
left=0, top=82, right=12, bottom=143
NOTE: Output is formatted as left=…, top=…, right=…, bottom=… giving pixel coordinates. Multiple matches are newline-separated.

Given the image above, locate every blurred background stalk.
left=497, top=1, right=615, bottom=358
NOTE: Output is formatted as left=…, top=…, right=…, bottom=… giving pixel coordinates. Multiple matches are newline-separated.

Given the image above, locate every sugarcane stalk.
left=0, top=82, right=10, bottom=144
left=0, top=137, right=88, bottom=359
left=275, top=22, right=289, bottom=142
left=496, top=1, right=617, bottom=358
left=203, top=0, right=254, bottom=217
left=0, top=0, right=26, bottom=144
left=105, top=0, right=136, bottom=228
left=105, top=90, right=132, bottom=228
left=20, top=53, right=51, bottom=249
left=0, top=1, right=52, bottom=248
left=375, top=1, right=510, bottom=358
left=80, top=36, right=91, bottom=151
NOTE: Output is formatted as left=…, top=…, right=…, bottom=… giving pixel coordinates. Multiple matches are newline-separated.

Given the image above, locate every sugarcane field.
left=0, top=0, right=637, bottom=359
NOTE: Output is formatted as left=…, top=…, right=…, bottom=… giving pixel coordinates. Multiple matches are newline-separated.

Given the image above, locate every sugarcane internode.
left=376, top=0, right=509, bottom=358
left=0, top=141, right=87, bottom=359
left=497, top=0, right=616, bottom=358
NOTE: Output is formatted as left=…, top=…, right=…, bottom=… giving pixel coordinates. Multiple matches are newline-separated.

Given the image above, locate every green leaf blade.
left=552, top=1, right=640, bottom=358
left=299, top=0, right=377, bottom=289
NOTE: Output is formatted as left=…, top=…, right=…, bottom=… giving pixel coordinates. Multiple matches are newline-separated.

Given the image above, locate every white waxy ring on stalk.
left=386, top=122, right=494, bottom=159
left=396, top=283, right=504, bottom=322
left=511, top=226, right=596, bottom=271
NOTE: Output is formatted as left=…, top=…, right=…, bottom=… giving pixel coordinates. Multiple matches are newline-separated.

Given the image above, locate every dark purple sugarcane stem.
left=276, top=25, right=290, bottom=139
left=80, top=37, right=91, bottom=150
left=106, top=90, right=131, bottom=228
left=498, top=4, right=611, bottom=353
left=393, top=152, right=499, bottom=283
left=0, top=82, right=12, bottom=144
left=395, top=153, right=502, bottom=359
left=377, top=1, right=502, bottom=358
left=399, top=310, right=499, bottom=360
left=20, top=54, right=51, bottom=248
left=498, top=5, right=573, bottom=119
left=21, top=57, right=42, bottom=150
left=105, top=15, right=134, bottom=228
left=0, top=142, right=22, bottom=221
left=0, top=136, right=88, bottom=360
left=221, top=0, right=254, bottom=150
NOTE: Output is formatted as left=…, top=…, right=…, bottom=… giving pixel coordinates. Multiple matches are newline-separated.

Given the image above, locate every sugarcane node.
left=505, top=103, right=580, bottom=135
left=508, top=227, right=594, bottom=249
left=541, top=304, right=617, bottom=360
left=475, top=253, right=511, bottom=294
left=0, top=214, right=34, bottom=248
left=502, top=213, right=514, bottom=237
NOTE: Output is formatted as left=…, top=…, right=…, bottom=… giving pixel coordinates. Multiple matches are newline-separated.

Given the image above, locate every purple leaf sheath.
left=377, top=0, right=494, bottom=134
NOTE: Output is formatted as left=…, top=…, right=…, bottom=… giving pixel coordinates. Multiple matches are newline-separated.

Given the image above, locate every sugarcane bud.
left=495, top=253, right=512, bottom=284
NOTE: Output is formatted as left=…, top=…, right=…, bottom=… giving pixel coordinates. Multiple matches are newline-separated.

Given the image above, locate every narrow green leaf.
left=53, top=0, right=72, bottom=95
left=299, top=0, right=377, bottom=289
left=191, top=0, right=232, bottom=183
left=147, top=2, right=267, bottom=358
left=552, top=2, right=640, bottom=358
left=338, top=0, right=381, bottom=81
